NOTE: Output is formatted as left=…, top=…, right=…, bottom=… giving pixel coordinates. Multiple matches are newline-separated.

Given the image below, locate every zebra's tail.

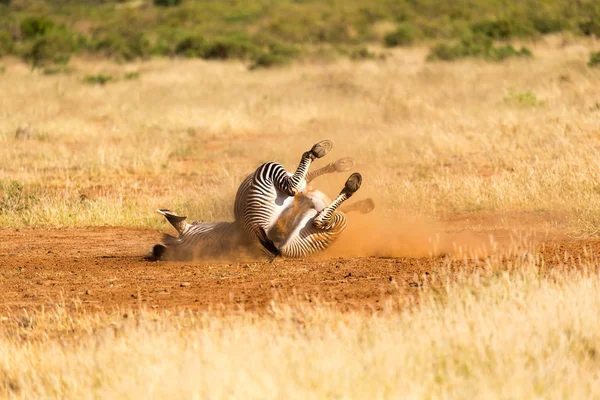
left=157, top=209, right=187, bottom=234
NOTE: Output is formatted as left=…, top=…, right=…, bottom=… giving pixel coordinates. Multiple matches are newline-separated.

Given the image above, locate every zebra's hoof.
left=333, top=157, right=355, bottom=172
left=342, top=172, right=362, bottom=196
left=353, top=198, right=375, bottom=214
left=310, top=140, right=333, bottom=159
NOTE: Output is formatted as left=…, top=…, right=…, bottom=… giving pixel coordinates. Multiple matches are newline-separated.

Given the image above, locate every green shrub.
left=384, top=23, right=416, bottom=47
left=153, top=0, right=182, bottom=7
left=20, top=16, right=55, bottom=40
left=589, top=51, right=600, bottom=68
left=504, top=90, right=544, bottom=107
left=124, top=71, right=140, bottom=80
left=0, top=65, right=5, bottom=74
left=176, top=33, right=263, bottom=61
left=23, top=28, right=83, bottom=68
left=249, top=42, right=300, bottom=69
left=202, top=34, right=262, bottom=60
left=42, top=65, right=70, bottom=75
left=174, top=35, right=207, bottom=58
left=427, top=34, right=533, bottom=62
left=427, top=34, right=491, bottom=61
left=471, top=19, right=514, bottom=40
left=0, top=0, right=10, bottom=5
left=0, top=31, right=13, bottom=56
left=0, top=181, right=30, bottom=213
left=531, top=17, right=566, bottom=34
left=488, top=45, right=532, bottom=61
left=83, top=74, right=114, bottom=85
left=348, top=46, right=377, bottom=60
left=91, top=27, right=150, bottom=61
left=578, top=4, right=600, bottom=37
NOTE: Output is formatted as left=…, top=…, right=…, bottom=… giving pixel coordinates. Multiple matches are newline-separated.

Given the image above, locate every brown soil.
left=1, top=227, right=598, bottom=314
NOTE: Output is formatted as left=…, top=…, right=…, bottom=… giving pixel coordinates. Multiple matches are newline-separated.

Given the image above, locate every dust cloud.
left=327, top=211, right=512, bottom=259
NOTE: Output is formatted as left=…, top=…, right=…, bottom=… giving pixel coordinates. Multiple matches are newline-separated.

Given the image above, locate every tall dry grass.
left=0, top=35, right=599, bottom=234
left=2, top=36, right=600, bottom=399
left=2, top=253, right=600, bottom=399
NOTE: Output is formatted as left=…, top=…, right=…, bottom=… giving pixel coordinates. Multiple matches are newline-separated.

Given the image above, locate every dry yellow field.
left=1, top=35, right=600, bottom=398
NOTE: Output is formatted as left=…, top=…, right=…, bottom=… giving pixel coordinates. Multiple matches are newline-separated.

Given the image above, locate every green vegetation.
left=83, top=74, right=114, bottom=85
left=0, top=181, right=33, bottom=214
left=0, top=0, right=596, bottom=67
left=589, top=51, right=600, bottom=68
left=384, top=24, right=417, bottom=47
left=427, top=34, right=533, bottom=62
left=153, top=0, right=182, bottom=6
left=504, top=90, right=545, bottom=107
left=124, top=71, right=140, bottom=80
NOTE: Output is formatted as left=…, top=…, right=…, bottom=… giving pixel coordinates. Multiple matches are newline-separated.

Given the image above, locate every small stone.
left=180, top=282, right=191, bottom=287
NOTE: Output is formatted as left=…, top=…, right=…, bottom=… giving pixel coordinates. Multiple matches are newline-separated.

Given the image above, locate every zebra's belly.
left=267, top=189, right=330, bottom=247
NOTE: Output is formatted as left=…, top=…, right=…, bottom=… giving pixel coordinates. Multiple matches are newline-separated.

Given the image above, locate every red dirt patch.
left=0, top=227, right=598, bottom=314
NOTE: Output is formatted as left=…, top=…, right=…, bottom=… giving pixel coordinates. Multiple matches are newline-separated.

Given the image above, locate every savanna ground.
left=1, top=34, right=600, bottom=398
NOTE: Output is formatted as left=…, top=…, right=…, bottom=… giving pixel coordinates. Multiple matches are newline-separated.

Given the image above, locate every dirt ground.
left=0, top=227, right=598, bottom=314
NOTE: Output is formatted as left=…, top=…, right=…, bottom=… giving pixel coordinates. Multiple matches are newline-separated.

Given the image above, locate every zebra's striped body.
left=235, top=141, right=362, bottom=259
left=269, top=189, right=349, bottom=258
left=151, top=141, right=372, bottom=261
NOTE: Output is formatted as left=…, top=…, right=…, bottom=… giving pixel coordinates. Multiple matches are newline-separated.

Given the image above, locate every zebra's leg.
left=339, top=198, right=375, bottom=214
left=276, top=140, right=333, bottom=195
left=313, top=172, right=362, bottom=229
left=305, top=157, right=355, bottom=183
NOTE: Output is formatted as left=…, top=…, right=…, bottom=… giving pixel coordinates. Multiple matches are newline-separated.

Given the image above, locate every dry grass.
left=2, top=254, right=600, bottom=399
left=0, top=36, right=599, bottom=234
left=2, top=35, right=600, bottom=398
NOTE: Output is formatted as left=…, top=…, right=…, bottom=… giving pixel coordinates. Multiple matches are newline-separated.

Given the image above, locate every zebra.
left=150, top=140, right=374, bottom=260
left=232, top=139, right=376, bottom=259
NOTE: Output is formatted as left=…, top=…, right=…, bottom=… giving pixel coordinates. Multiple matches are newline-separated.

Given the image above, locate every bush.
left=384, top=23, right=416, bottom=47
left=471, top=19, right=514, bottom=40
left=488, top=45, right=532, bottom=61
left=175, top=33, right=263, bottom=61
left=504, top=90, right=544, bottom=107
left=531, top=17, right=566, bottom=34
left=23, top=28, right=83, bottom=68
left=91, top=27, right=150, bottom=61
left=20, top=16, right=55, bottom=40
left=174, top=35, right=208, bottom=58
left=0, top=181, right=31, bottom=214
left=427, top=34, right=533, bottom=62
left=578, top=4, right=600, bottom=37
left=0, top=31, right=13, bottom=56
left=202, top=34, right=262, bottom=60
left=0, top=0, right=10, bottom=5
left=83, top=74, right=114, bottom=85
left=349, top=46, right=377, bottom=60
left=124, top=71, right=140, bottom=80
left=589, top=51, right=600, bottom=68
left=153, top=0, right=182, bottom=7
left=249, top=42, right=300, bottom=69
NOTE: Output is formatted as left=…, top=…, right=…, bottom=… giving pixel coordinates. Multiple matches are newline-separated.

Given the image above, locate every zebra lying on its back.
left=150, top=140, right=374, bottom=261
